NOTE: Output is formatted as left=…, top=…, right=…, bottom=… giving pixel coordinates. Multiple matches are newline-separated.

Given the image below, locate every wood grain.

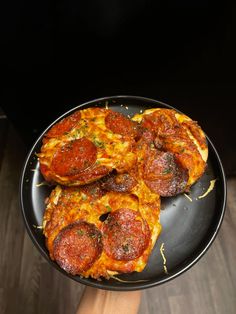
left=0, top=122, right=235, bottom=314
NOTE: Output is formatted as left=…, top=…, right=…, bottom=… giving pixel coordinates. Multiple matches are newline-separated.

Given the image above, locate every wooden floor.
left=0, top=121, right=235, bottom=314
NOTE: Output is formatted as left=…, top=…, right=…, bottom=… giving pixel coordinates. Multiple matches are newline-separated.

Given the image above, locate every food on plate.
left=43, top=182, right=161, bottom=279
left=132, top=108, right=208, bottom=190
left=40, top=104, right=208, bottom=279
left=38, top=108, right=137, bottom=186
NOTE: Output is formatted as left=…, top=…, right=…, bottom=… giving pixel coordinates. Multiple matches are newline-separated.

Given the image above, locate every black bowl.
left=20, top=95, right=227, bottom=291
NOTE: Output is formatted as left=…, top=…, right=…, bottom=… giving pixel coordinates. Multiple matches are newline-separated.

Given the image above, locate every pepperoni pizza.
left=39, top=105, right=208, bottom=279
left=38, top=108, right=137, bottom=186
left=43, top=183, right=161, bottom=278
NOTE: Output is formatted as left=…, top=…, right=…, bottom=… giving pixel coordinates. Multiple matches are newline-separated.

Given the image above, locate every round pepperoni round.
left=105, top=111, right=136, bottom=136
left=45, top=111, right=81, bottom=140
left=51, top=137, right=97, bottom=177
left=102, top=208, right=150, bottom=261
left=143, top=150, right=189, bottom=196
left=101, top=173, right=137, bottom=193
left=53, top=221, right=103, bottom=275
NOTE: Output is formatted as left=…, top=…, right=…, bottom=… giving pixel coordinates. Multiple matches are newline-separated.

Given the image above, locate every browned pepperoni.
left=45, top=111, right=81, bottom=140
left=105, top=111, right=136, bottom=136
left=138, top=129, right=155, bottom=145
left=53, top=221, right=103, bottom=275
left=69, top=164, right=111, bottom=185
left=51, top=137, right=97, bottom=176
left=182, top=120, right=207, bottom=150
left=80, top=181, right=105, bottom=200
left=101, top=173, right=137, bottom=193
left=102, top=208, right=150, bottom=261
left=143, top=150, right=188, bottom=196
left=141, top=109, right=179, bottom=136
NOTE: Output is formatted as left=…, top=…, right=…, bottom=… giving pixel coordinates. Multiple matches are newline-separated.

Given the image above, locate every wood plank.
left=0, top=118, right=9, bottom=171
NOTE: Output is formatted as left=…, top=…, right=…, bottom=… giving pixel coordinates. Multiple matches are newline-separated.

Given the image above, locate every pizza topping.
left=143, top=150, right=189, bottom=196
left=44, top=111, right=81, bottom=140
left=102, top=208, right=150, bottom=261
left=51, top=137, right=97, bottom=176
left=141, top=109, right=179, bottom=136
left=105, top=111, right=136, bottom=136
left=53, top=221, right=103, bottom=275
left=80, top=181, right=105, bottom=200
left=101, top=173, right=137, bottom=193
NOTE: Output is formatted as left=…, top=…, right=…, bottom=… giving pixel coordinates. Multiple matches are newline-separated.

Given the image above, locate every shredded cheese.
left=36, top=181, right=50, bottom=187
left=160, top=243, right=168, bottom=274
left=198, top=179, right=217, bottom=199
left=33, top=225, right=43, bottom=229
left=184, top=193, right=193, bottom=202
left=110, top=275, right=148, bottom=283
left=105, top=101, right=109, bottom=109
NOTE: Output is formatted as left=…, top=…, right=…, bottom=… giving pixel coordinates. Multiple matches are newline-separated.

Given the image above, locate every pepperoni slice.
left=80, top=181, right=105, bottom=200
left=102, top=208, right=150, bottom=261
left=143, top=150, right=189, bottom=196
left=101, top=173, right=137, bottom=193
left=53, top=221, right=103, bottom=275
left=105, top=111, right=136, bottom=136
left=51, top=137, right=97, bottom=177
left=45, top=111, right=81, bottom=140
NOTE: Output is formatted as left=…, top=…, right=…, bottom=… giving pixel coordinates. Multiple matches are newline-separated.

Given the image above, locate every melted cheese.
left=198, top=179, right=217, bottom=199
left=160, top=243, right=168, bottom=274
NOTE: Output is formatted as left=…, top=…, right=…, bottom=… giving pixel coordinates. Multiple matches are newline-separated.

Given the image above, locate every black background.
left=0, top=0, right=235, bottom=174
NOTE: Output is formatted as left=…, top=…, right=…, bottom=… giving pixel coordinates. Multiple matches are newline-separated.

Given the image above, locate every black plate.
left=20, top=95, right=227, bottom=291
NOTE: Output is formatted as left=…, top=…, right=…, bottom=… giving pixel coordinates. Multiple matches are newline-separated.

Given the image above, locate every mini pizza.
left=43, top=181, right=161, bottom=279
left=38, top=108, right=137, bottom=186
left=132, top=108, right=208, bottom=194
left=40, top=104, right=209, bottom=280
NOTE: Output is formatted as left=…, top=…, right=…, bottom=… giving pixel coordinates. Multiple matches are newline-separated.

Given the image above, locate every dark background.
left=0, top=0, right=235, bottom=174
